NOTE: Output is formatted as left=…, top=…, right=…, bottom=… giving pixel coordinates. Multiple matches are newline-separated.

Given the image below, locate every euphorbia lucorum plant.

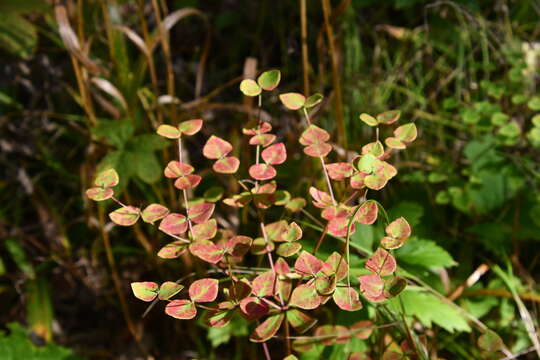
left=86, top=69, right=418, bottom=358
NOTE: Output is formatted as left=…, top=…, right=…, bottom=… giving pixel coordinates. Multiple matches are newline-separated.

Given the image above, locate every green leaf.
left=92, top=120, right=134, bottom=149
left=279, top=93, right=306, bottom=110
left=158, top=282, right=184, bottom=300
left=26, top=278, right=53, bottom=343
left=387, top=290, right=471, bottom=333
left=0, top=14, right=37, bottom=59
left=527, top=96, right=540, bottom=111
left=240, top=79, right=261, bottom=96
left=395, top=238, right=456, bottom=269
left=249, top=313, right=285, bottom=342
left=94, top=168, right=119, bottom=188
left=4, top=238, right=35, bottom=279
left=131, top=282, right=158, bottom=302
left=132, top=150, right=161, bottom=184
left=257, top=69, right=281, bottom=91
left=304, top=93, right=323, bottom=108
left=359, top=113, right=377, bottom=127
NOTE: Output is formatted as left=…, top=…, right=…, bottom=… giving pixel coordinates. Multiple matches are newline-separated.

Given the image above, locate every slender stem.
left=111, top=196, right=128, bottom=208
left=178, top=137, right=194, bottom=235
left=261, top=342, right=272, bottom=360
left=300, top=0, right=310, bottom=95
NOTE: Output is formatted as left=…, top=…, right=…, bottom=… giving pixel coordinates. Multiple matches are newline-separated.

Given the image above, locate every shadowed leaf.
left=383, top=276, right=407, bottom=298
left=205, top=307, right=234, bottom=328
left=322, top=252, right=348, bottom=281
left=277, top=242, right=302, bottom=257
left=304, top=93, right=323, bottom=108
left=240, top=296, right=269, bottom=321
left=226, top=235, right=253, bottom=257
left=252, top=271, right=277, bottom=297
left=315, top=274, right=336, bottom=295
left=478, top=330, right=504, bottom=352
left=326, top=162, right=353, bottom=180
left=287, top=308, right=317, bottom=333
left=350, top=320, right=374, bottom=339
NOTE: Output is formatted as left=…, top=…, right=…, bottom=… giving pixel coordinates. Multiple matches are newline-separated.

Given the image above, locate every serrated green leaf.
left=395, top=239, right=456, bottom=269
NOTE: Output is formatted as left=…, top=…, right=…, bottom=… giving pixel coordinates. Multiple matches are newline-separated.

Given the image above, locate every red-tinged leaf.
left=164, top=161, right=194, bottom=178
left=189, top=278, right=219, bottom=303
left=94, top=168, right=119, bottom=187
left=309, top=187, right=333, bottom=208
left=178, top=119, right=203, bottom=136
left=158, top=281, right=184, bottom=300
left=223, top=192, right=252, bottom=208
left=191, top=219, right=217, bottom=241
left=394, top=122, right=417, bottom=142
left=174, top=174, right=202, bottom=190
left=290, top=283, right=321, bottom=310
left=253, top=193, right=276, bottom=209
left=315, top=274, right=336, bottom=295
left=187, top=202, right=215, bottom=224
left=243, top=121, right=272, bottom=135
left=249, top=164, right=276, bottom=180
left=213, top=156, right=240, bottom=174
left=299, top=125, right=330, bottom=145
left=358, top=274, right=386, bottom=302
left=226, top=235, right=252, bottom=257
left=159, top=213, right=188, bottom=235
left=359, top=113, right=378, bottom=127
left=350, top=172, right=367, bottom=189
left=165, top=299, right=197, bottom=319
left=362, top=141, right=385, bottom=157
left=285, top=197, right=306, bottom=212
left=292, top=339, right=314, bottom=353
left=249, top=133, right=276, bottom=147
left=356, top=154, right=378, bottom=173
left=189, top=240, right=224, bottom=264
left=157, top=124, right=181, bottom=139
left=333, top=287, right=363, bottom=311
left=131, top=282, right=158, bottom=302
left=334, top=325, right=351, bottom=344
left=109, top=206, right=140, bottom=226
left=274, top=257, right=290, bottom=275
left=239, top=296, right=269, bottom=321
left=383, top=276, right=407, bottom=298
left=385, top=137, right=405, bottom=150
left=249, top=313, right=285, bottom=342
left=254, top=181, right=277, bottom=194
left=321, top=206, right=348, bottom=221
left=252, top=271, right=277, bottom=297
left=86, top=187, right=113, bottom=201
left=240, top=79, right=262, bottom=96
left=265, top=220, right=288, bottom=242
left=286, top=308, right=317, bottom=334
left=354, top=200, right=378, bottom=225
left=281, top=222, right=302, bottom=242
left=380, top=236, right=405, bottom=250
left=385, top=217, right=411, bottom=240
left=322, top=252, right=348, bottom=281
left=141, top=203, right=169, bottom=224
left=205, top=308, right=234, bottom=328
left=364, top=173, right=388, bottom=190
left=279, top=92, right=306, bottom=110
left=327, top=216, right=356, bottom=237
left=277, top=242, right=302, bottom=257
left=257, top=69, right=281, bottom=91
left=203, top=136, right=233, bottom=159
left=250, top=237, right=274, bottom=255
left=350, top=320, right=374, bottom=339
left=294, top=251, right=323, bottom=275
left=376, top=110, right=401, bottom=125
left=315, top=325, right=338, bottom=346
left=365, top=248, right=397, bottom=276
left=304, top=143, right=332, bottom=157
left=229, top=280, right=252, bottom=301
left=326, top=162, right=354, bottom=180
left=157, top=241, right=188, bottom=259
left=262, top=142, right=287, bottom=165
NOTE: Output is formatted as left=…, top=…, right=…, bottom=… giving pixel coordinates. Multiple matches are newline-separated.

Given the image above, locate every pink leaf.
left=86, top=187, right=113, bottom=201
left=157, top=241, right=188, bottom=259
left=252, top=271, right=277, bottom=297
left=327, top=216, right=356, bottom=237
left=322, top=252, right=348, bottom=281
left=294, top=251, right=323, bottom=275
left=141, top=203, right=170, bottom=224
left=365, top=248, right=397, bottom=276
left=189, top=240, right=224, bottom=264
left=225, top=235, right=253, bottom=257
left=164, top=161, right=194, bottom=178
left=262, top=143, right=287, bottom=165
left=213, top=156, right=240, bottom=174
left=189, top=278, right=219, bottom=303
left=358, top=274, right=386, bottom=302
left=191, top=219, right=217, bottom=241
left=299, top=125, right=330, bottom=145
left=159, top=213, right=188, bottom=235
left=249, top=164, right=277, bottom=180
left=165, top=299, right=197, bottom=319
left=326, top=162, right=354, bottom=180
left=303, top=143, right=332, bottom=157
left=131, top=282, right=158, bottom=302
left=203, top=136, right=233, bottom=159
left=174, top=174, right=201, bottom=190
left=242, top=121, right=272, bottom=135
left=279, top=92, right=306, bottom=110
left=289, top=283, right=321, bottom=310
left=178, top=119, right=203, bottom=136
left=333, top=287, right=363, bottom=311
left=249, top=134, right=276, bottom=147
left=239, top=296, right=269, bottom=321
left=109, top=206, right=140, bottom=226
left=354, top=200, right=378, bottom=225
left=94, top=168, right=119, bottom=187
left=385, top=217, right=411, bottom=240
left=309, top=187, right=333, bottom=208
left=187, top=202, right=215, bottom=224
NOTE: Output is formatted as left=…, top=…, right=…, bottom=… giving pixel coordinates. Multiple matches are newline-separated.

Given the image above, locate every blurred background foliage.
left=1, top=0, right=540, bottom=359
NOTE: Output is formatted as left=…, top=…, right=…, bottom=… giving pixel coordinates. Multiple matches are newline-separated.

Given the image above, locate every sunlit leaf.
left=249, top=313, right=285, bottom=342
left=109, top=206, right=140, bottom=226
left=354, top=200, right=378, bottom=225
left=158, top=281, right=184, bottom=300
left=249, top=133, right=277, bottom=147
left=178, top=119, right=203, bottom=136
left=385, top=137, right=405, bottom=150
left=164, top=161, right=194, bottom=178
left=94, top=168, right=119, bottom=187
left=174, top=174, right=201, bottom=190
left=333, top=287, right=363, bottom=311
left=191, top=219, right=217, bottom=241
left=252, top=271, right=277, bottom=297
left=376, top=110, right=401, bottom=125
left=131, top=282, right=158, bottom=302
left=141, top=203, right=169, bottom=224
left=262, top=142, right=287, bottom=165
left=257, top=69, right=281, bottom=91
left=326, top=162, right=353, bottom=180
left=240, top=79, right=262, bottom=96
left=309, top=187, right=333, bottom=208
left=203, top=136, right=233, bottom=159
left=189, top=278, right=219, bottom=303
left=386, top=217, right=411, bottom=240
left=165, top=299, right=196, bottom=319
left=159, top=213, right=188, bottom=235
left=157, top=124, right=181, bottom=139
left=299, top=125, right=330, bottom=145
left=358, top=274, right=386, bottom=302
left=394, top=123, right=417, bottom=142
left=365, top=248, right=396, bottom=276
left=285, top=197, right=306, bottom=212
left=304, top=143, right=332, bottom=157
left=279, top=92, right=306, bottom=110
left=86, top=187, right=113, bottom=201
left=362, top=141, right=385, bottom=157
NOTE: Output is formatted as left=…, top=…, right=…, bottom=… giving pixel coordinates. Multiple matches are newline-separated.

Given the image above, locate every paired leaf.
left=86, top=187, right=113, bottom=201
left=261, top=142, right=287, bottom=165
left=213, top=156, right=240, bottom=174
left=188, top=202, right=215, bottom=224
left=189, top=278, right=219, bottom=303
left=249, top=164, right=277, bottom=181
left=94, top=168, right=119, bottom=187
left=354, top=200, right=378, bottom=225
left=290, top=283, right=321, bottom=310
left=189, top=241, right=224, bottom=264
left=141, top=204, right=169, bottom=224
left=109, top=206, right=140, bottom=226
left=257, top=70, right=281, bottom=91
left=365, top=248, right=397, bottom=276
left=178, top=119, right=203, bottom=136
left=131, top=282, right=158, bottom=302
left=203, top=136, right=233, bottom=159
left=158, top=282, right=184, bottom=300
left=286, top=308, right=317, bottom=333
left=240, top=79, right=262, bottom=96
left=294, top=251, right=323, bottom=275
left=159, top=213, right=188, bottom=235
left=333, top=287, right=363, bottom=311
left=165, top=299, right=197, bottom=319
left=249, top=313, right=285, bottom=342
left=157, top=241, right=188, bottom=259
left=279, top=92, right=306, bottom=110
left=304, top=93, right=323, bottom=108
left=164, top=161, right=194, bottom=178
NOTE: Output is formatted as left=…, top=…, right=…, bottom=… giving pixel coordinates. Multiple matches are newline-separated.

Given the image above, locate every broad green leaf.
left=257, top=69, right=281, bottom=91
left=395, top=239, right=457, bottom=269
